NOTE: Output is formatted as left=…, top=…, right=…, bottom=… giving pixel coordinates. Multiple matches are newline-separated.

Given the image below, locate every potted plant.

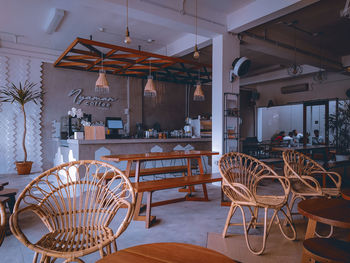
left=329, top=100, right=350, bottom=155
left=0, top=81, right=43, bottom=174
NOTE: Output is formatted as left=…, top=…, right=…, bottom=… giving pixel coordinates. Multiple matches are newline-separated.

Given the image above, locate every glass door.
left=303, top=100, right=329, bottom=146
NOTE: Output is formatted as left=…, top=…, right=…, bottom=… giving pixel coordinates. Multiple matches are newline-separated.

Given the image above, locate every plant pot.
left=15, top=161, right=33, bottom=175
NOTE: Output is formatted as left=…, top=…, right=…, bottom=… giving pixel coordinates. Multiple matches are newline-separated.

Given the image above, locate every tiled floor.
left=0, top=171, right=344, bottom=263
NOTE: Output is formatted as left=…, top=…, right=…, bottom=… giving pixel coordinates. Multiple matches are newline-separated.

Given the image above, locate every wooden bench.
left=99, top=165, right=194, bottom=180
left=131, top=173, right=222, bottom=228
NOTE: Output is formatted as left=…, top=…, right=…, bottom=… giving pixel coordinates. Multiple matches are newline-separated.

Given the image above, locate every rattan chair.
left=10, top=160, right=135, bottom=263
left=283, top=150, right=341, bottom=213
left=219, top=152, right=296, bottom=255
left=0, top=197, right=7, bottom=246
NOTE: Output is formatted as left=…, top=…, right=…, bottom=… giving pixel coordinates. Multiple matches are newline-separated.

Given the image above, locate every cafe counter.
left=53, top=138, right=212, bottom=171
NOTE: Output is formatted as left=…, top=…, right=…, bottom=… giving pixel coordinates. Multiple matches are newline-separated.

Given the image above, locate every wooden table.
left=96, top=242, right=237, bottom=263
left=101, top=150, right=218, bottom=182
left=342, top=188, right=350, bottom=200
left=298, top=198, right=350, bottom=261
left=102, top=150, right=219, bottom=224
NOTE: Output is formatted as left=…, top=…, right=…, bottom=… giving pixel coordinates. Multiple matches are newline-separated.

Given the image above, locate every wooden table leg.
left=133, top=192, right=143, bottom=220
left=301, top=219, right=317, bottom=263
left=146, top=191, right=153, bottom=228
left=197, top=157, right=208, bottom=201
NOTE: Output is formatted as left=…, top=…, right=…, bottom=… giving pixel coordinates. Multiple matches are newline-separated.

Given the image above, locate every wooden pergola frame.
left=54, top=38, right=212, bottom=85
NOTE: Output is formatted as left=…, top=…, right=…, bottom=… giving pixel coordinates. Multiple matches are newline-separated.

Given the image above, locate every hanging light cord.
left=195, top=0, right=198, bottom=46
left=126, top=0, right=129, bottom=29
left=101, top=52, right=104, bottom=71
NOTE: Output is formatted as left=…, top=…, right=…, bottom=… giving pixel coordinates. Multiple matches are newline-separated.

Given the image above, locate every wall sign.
left=68, top=89, right=118, bottom=108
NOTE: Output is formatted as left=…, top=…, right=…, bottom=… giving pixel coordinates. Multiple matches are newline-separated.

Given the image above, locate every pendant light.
left=193, top=0, right=200, bottom=59
left=287, top=26, right=303, bottom=76
left=124, top=0, right=131, bottom=44
left=193, top=69, right=204, bottom=101
left=95, top=53, right=110, bottom=93
left=313, top=33, right=327, bottom=83
left=144, top=60, right=156, bottom=97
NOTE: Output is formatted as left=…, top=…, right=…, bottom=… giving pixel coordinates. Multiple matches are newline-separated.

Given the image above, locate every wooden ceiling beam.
left=54, top=38, right=212, bottom=84
left=70, top=49, right=100, bottom=57
left=87, top=49, right=118, bottom=70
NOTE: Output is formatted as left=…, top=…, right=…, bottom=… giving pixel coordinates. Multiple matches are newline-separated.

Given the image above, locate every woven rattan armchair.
left=219, top=152, right=296, bottom=255
left=283, top=150, right=341, bottom=213
left=10, top=160, right=135, bottom=263
left=0, top=198, right=6, bottom=246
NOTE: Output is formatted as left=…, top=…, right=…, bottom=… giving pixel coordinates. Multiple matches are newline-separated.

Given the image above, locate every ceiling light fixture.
left=313, top=33, right=327, bottom=83
left=193, top=69, right=204, bottom=101
left=287, top=25, right=303, bottom=76
left=193, top=0, right=200, bottom=59
left=95, top=53, right=110, bottom=93
left=124, top=0, right=131, bottom=44
left=144, top=60, right=157, bottom=97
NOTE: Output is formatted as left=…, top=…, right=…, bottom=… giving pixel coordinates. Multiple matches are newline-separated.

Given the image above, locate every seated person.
left=273, top=131, right=285, bottom=144
left=312, top=129, right=324, bottom=145
left=283, top=132, right=295, bottom=146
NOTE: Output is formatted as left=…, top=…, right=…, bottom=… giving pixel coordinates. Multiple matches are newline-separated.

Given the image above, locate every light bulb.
left=193, top=45, right=200, bottom=59
left=124, top=27, right=131, bottom=44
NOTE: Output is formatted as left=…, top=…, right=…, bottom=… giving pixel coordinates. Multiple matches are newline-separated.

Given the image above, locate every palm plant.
left=0, top=81, right=42, bottom=164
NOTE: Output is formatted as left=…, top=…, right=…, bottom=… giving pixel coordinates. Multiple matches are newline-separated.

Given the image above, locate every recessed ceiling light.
left=147, top=39, right=155, bottom=43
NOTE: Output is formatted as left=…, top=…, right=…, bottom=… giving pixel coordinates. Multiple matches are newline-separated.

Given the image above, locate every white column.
left=211, top=33, right=240, bottom=172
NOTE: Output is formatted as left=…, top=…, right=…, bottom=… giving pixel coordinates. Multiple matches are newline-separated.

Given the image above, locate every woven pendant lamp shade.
left=193, top=83, right=204, bottom=101
left=144, top=76, right=156, bottom=97
left=95, top=70, right=110, bottom=93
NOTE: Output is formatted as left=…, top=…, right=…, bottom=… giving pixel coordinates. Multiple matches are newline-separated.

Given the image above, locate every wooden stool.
left=303, top=238, right=350, bottom=263
left=0, top=188, right=18, bottom=214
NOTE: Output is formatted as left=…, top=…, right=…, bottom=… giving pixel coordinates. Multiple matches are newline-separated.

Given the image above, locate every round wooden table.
left=96, top=242, right=237, bottom=263
left=298, top=198, right=350, bottom=262
left=341, top=188, right=350, bottom=201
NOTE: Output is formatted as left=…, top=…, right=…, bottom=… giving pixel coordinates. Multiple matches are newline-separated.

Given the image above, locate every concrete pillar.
left=211, top=33, right=240, bottom=172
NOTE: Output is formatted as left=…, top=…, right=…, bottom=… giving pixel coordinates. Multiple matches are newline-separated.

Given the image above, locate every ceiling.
left=0, top=0, right=253, bottom=53
left=241, top=0, right=350, bottom=73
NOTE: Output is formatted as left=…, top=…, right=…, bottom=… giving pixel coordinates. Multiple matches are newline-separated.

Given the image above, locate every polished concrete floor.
left=0, top=171, right=332, bottom=263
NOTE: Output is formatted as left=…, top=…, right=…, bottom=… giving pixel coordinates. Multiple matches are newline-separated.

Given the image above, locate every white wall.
left=0, top=54, right=43, bottom=174
left=254, top=72, right=350, bottom=107
left=258, top=104, right=303, bottom=141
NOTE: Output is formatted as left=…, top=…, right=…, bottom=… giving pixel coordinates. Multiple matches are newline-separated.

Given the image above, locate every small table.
left=96, top=242, right=237, bottom=263
left=342, top=188, right=350, bottom=201
left=298, top=198, right=350, bottom=261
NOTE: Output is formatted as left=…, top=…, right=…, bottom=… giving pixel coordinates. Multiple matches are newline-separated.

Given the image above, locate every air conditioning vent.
left=281, top=83, right=309, bottom=94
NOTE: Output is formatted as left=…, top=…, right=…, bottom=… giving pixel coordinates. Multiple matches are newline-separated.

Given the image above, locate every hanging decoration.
left=313, top=33, right=327, bottom=83
left=287, top=26, right=303, bottom=76
left=95, top=53, right=110, bottom=93
left=193, top=0, right=200, bottom=59
left=144, top=60, right=157, bottom=97
left=124, top=0, right=131, bottom=44
left=193, top=69, right=204, bottom=101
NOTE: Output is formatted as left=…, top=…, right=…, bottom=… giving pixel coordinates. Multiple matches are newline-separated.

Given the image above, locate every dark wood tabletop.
left=298, top=198, right=350, bottom=228
left=271, top=145, right=329, bottom=152
left=101, top=150, right=219, bottom=162
left=96, top=242, right=237, bottom=263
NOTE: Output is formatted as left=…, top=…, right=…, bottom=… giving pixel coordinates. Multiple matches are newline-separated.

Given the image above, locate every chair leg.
left=276, top=207, right=297, bottom=241
left=222, top=203, right=237, bottom=238
left=112, top=239, right=118, bottom=252
left=33, top=252, right=39, bottom=263
left=315, top=224, right=333, bottom=238
left=241, top=206, right=278, bottom=255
